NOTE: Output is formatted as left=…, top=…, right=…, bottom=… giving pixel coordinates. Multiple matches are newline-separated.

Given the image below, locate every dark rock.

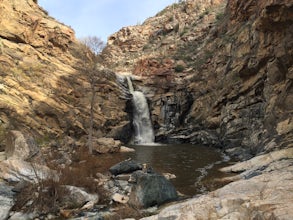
left=109, top=160, right=142, bottom=175
left=129, top=171, right=178, bottom=208
left=224, top=147, right=253, bottom=161
left=106, top=121, right=132, bottom=144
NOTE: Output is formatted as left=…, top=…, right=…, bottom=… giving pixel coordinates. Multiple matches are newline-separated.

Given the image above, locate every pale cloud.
left=38, top=0, right=175, bottom=42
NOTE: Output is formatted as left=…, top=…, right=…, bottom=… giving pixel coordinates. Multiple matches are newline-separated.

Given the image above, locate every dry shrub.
left=12, top=179, right=69, bottom=214
left=13, top=146, right=127, bottom=215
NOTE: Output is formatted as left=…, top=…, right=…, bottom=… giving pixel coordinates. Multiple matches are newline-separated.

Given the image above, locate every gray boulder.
left=109, top=160, right=142, bottom=175
left=129, top=171, right=178, bottom=208
left=0, top=183, right=14, bottom=220
left=0, top=159, right=58, bottom=183
left=61, top=185, right=99, bottom=209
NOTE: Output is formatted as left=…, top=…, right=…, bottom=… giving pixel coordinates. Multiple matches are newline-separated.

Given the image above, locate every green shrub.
left=175, top=64, right=185, bottom=72
left=216, top=12, right=225, bottom=21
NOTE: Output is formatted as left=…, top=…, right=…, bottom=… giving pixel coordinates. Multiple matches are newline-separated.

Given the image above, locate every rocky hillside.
left=0, top=0, right=292, bottom=219
left=102, top=1, right=293, bottom=217
left=0, top=0, right=130, bottom=148
left=102, top=0, right=293, bottom=158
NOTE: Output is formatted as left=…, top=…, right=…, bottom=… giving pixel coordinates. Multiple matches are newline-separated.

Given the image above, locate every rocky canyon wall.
left=0, top=0, right=129, bottom=147
left=103, top=0, right=293, bottom=157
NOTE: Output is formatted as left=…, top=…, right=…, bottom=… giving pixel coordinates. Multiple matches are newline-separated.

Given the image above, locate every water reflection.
left=125, top=144, right=231, bottom=196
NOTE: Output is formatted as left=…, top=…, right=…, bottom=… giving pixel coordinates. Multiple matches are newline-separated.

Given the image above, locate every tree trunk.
left=88, top=81, right=96, bottom=154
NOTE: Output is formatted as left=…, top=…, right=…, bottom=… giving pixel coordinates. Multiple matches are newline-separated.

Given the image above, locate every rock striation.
left=0, top=0, right=128, bottom=144
left=103, top=0, right=293, bottom=157
left=0, top=0, right=292, bottom=218
left=102, top=1, right=293, bottom=218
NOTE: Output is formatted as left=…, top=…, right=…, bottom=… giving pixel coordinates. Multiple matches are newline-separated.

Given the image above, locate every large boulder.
left=61, top=185, right=99, bottom=209
left=0, top=159, right=57, bottom=182
left=129, top=171, right=178, bottom=208
left=109, top=160, right=142, bottom=176
left=93, top=137, right=121, bottom=154
left=5, top=130, right=39, bottom=160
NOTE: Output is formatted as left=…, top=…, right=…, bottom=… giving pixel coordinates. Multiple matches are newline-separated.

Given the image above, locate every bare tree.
left=79, top=36, right=106, bottom=55
left=77, top=41, right=101, bottom=154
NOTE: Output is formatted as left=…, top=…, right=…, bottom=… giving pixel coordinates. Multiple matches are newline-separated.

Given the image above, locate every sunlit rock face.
left=0, top=0, right=129, bottom=141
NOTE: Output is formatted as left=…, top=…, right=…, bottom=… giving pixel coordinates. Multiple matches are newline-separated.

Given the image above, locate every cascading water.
left=126, top=76, right=155, bottom=144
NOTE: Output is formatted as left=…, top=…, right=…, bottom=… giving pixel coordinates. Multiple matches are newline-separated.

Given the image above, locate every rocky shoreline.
left=0, top=133, right=292, bottom=219
left=0, top=131, right=180, bottom=219
left=143, top=147, right=293, bottom=220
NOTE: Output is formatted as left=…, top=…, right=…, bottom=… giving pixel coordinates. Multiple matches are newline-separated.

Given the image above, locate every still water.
left=125, top=144, right=232, bottom=196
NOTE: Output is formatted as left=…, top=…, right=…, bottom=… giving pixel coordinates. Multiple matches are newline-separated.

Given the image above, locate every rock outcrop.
left=102, top=0, right=293, bottom=157
left=0, top=0, right=292, bottom=218
left=102, top=0, right=226, bottom=75
left=102, top=1, right=293, bottom=218
left=142, top=148, right=293, bottom=220
left=0, top=0, right=129, bottom=144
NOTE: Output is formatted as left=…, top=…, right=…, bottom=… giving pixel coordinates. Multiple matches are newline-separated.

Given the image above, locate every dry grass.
left=12, top=179, right=69, bottom=214
left=13, top=146, right=126, bottom=215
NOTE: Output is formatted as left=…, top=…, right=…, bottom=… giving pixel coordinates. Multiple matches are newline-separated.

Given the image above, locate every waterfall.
left=126, top=76, right=155, bottom=144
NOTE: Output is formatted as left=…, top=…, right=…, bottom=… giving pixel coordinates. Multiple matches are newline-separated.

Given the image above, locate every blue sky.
left=38, top=0, right=176, bottom=42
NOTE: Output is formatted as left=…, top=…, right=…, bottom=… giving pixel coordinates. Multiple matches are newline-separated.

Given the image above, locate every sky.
left=38, top=0, right=176, bottom=42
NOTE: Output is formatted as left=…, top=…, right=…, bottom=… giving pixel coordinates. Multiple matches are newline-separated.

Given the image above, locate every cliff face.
left=183, top=0, right=293, bottom=155
left=0, top=0, right=292, bottom=156
left=102, top=0, right=293, bottom=156
left=0, top=0, right=129, bottom=146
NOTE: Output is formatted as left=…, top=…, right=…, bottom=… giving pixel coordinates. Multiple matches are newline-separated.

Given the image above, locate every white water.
left=126, top=76, right=155, bottom=144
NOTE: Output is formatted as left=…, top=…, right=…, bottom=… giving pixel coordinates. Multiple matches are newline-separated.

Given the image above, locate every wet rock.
left=167, top=130, right=220, bottom=147
left=0, top=183, right=14, bottom=220
left=109, top=160, right=142, bottom=175
left=224, top=147, right=253, bottom=161
left=129, top=171, right=178, bottom=208
left=106, top=121, right=132, bottom=144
